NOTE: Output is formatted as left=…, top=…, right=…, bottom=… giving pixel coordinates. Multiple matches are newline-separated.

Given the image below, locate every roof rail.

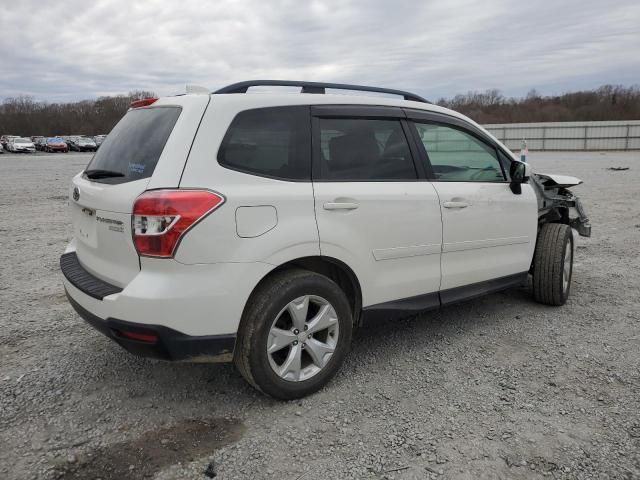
left=212, top=80, right=429, bottom=103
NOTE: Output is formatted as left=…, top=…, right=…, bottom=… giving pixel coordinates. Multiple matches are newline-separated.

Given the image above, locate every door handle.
left=323, top=202, right=359, bottom=211
left=443, top=201, right=470, bottom=209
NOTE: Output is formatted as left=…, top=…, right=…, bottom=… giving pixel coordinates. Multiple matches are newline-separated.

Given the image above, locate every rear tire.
left=234, top=269, right=353, bottom=400
left=532, top=223, right=573, bottom=306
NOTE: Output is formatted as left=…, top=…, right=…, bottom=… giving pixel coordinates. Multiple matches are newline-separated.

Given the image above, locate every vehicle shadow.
left=86, top=284, right=539, bottom=403
left=354, top=285, right=536, bottom=343
left=343, top=284, right=544, bottom=377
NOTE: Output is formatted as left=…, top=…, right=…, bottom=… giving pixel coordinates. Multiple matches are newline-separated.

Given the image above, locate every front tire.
left=532, top=223, right=573, bottom=306
left=234, top=269, right=353, bottom=400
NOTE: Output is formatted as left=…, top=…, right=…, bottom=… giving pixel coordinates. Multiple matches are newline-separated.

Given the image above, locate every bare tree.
left=0, top=90, right=157, bottom=136
left=1, top=85, right=639, bottom=136
left=436, top=84, right=640, bottom=123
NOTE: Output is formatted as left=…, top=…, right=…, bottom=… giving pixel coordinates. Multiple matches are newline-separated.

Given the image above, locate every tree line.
left=0, top=91, right=156, bottom=137
left=436, top=84, right=640, bottom=124
left=1, top=84, right=639, bottom=136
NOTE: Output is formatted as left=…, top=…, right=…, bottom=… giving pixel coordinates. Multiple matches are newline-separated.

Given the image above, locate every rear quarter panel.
left=175, top=96, right=320, bottom=266
left=145, top=95, right=211, bottom=189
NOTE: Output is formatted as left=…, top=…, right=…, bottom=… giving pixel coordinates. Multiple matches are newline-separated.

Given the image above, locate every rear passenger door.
left=407, top=112, right=537, bottom=300
left=311, top=106, right=442, bottom=309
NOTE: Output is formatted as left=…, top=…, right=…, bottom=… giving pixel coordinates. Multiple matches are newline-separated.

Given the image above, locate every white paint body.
left=63, top=92, right=540, bottom=337
left=432, top=182, right=537, bottom=290
left=313, top=182, right=442, bottom=306
left=535, top=173, right=583, bottom=188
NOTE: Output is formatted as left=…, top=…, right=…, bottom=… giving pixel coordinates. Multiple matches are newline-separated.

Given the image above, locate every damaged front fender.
left=531, top=173, right=592, bottom=237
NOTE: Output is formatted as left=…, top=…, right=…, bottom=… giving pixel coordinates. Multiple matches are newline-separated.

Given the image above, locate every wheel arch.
left=249, top=256, right=363, bottom=325
left=538, top=207, right=571, bottom=227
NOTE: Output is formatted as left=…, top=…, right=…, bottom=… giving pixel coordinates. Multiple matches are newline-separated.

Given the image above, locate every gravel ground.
left=1, top=151, right=639, bottom=480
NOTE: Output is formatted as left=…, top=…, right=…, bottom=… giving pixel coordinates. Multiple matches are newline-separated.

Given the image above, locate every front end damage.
left=531, top=173, right=592, bottom=238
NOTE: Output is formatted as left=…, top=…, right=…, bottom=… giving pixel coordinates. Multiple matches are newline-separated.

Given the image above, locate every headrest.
left=328, top=126, right=380, bottom=172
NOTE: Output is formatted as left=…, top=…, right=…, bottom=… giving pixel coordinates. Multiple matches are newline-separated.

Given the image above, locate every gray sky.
left=2, top=0, right=639, bottom=102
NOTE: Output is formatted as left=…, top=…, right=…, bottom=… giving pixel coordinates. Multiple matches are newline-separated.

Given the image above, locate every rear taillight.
left=130, top=97, right=158, bottom=108
left=132, top=190, right=225, bottom=258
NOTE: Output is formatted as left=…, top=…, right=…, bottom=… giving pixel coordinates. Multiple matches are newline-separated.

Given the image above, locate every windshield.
left=16, top=138, right=31, bottom=144
left=85, top=106, right=181, bottom=184
left=48, top=137, right=64, bottom=143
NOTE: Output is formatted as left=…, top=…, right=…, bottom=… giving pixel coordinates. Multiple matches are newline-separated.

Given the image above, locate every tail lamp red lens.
left=118, top=330, right=159, bottom=343
left=130, top=97, right=158, bottom=108
left=132, top=190, right=225, bottom=258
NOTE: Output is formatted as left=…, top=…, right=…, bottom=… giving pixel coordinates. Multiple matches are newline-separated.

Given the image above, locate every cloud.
left=1, top=0, right=639, bottom=102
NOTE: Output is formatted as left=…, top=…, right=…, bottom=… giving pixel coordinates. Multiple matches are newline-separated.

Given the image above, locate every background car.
left=1, top=135, right=18, bottom=148
left=7, top=137, right=36, bottom=153
left=45, top=137, right=69, bottom=153
left=65, top=136, right=80, bottom=150
left=69, top=136, right=97, bottom=152
left=64, top=136, right=78, bottom=149
left=94, top=134, right=107, bottom=148
left=33, top=137, right=48, bottom=151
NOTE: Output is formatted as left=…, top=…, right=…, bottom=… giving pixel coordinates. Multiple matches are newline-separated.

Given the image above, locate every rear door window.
left=217, top=106, right=311, bottom=181
left=85, top=106, right=181, bottom=184
left=315, top=118, right=417, bottom=181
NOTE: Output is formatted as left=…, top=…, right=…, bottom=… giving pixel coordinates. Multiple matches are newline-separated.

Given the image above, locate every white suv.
left=61, top=80, right=591, bottom=399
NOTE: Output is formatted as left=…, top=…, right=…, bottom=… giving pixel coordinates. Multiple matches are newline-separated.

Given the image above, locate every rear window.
left=217, top=106, right=311, bottom=181
left=85, top=106, right=181, bottom=184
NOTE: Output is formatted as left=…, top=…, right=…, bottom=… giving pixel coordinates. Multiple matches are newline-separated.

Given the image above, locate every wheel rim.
left=563, top=241, right=572, bottom=292
left=267, top=295, right=339, bottom=382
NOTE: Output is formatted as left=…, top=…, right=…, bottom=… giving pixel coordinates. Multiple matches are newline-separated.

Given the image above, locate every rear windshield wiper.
left=84, top=169, right=125, bottom=179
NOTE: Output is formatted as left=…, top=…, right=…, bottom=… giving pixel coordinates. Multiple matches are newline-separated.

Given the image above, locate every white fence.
left=483, top=120, right=640, bottom=151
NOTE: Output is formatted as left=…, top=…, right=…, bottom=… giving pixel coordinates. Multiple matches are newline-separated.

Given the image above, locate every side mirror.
left=509, top=161, right=530, bottom=194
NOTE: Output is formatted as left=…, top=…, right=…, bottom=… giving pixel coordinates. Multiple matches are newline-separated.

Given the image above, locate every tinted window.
left=218, top=107, right=310, bottom=180
left=85, top=106, right=181, bottom=184
left=317, top=118, right=416, bottom=181
left=414, top=123, right=505, bottom=182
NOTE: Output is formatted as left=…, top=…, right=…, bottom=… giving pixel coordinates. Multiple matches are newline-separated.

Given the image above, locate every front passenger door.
left=411, top=121, right=538, bottom=298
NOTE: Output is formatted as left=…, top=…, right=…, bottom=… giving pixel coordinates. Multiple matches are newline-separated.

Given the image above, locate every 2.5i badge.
left=96, top=215, right=124, bottom=233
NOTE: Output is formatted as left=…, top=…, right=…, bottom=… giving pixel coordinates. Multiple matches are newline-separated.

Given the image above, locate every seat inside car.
left=328, top=125, right=379, bottom=179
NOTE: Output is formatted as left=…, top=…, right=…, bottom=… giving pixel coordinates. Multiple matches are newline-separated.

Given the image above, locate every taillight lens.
left=130, top=97, right=158, bottom=108
left=132, top=190, right=224, bottom=258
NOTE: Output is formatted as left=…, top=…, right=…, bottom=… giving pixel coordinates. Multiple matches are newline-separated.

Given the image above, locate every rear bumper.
left=66, top=292, right=235, bottom=361
left=60, top=242, right=274, bottom=361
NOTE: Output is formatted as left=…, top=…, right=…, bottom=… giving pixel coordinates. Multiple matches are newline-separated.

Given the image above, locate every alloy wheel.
left=267, top=295, right=339, bottom=382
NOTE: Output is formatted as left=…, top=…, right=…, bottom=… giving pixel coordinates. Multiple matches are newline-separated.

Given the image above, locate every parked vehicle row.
left=0, top=134, right=106, bottom=153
